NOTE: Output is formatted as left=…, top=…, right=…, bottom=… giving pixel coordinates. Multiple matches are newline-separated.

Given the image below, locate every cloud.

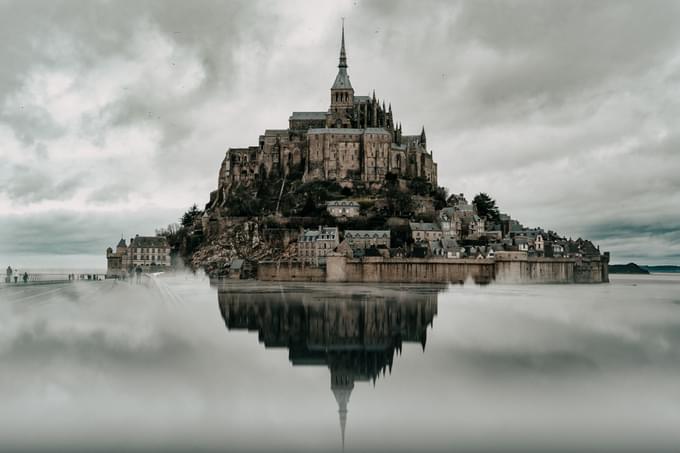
left=1, top=0, right=679, bottom=264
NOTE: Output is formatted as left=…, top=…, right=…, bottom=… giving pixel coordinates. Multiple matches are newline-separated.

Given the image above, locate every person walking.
left=5, top=266, right=11, bottom=283
left=22, top=272, right=28, bottom=284
left=135, top=265, right=142, bottom=284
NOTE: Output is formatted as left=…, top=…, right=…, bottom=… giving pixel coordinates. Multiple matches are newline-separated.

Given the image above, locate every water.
left=1, top=274, right=679, bottom=452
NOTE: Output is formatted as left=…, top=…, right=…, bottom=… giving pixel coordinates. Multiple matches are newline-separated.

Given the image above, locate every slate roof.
left=409, top=222, right=441, bottom=232
left=130, top=236, right=169, bottom=248
left=264, top=129, right=289, bottom=136
left=327, top=200, right=360, bottom=208
left=345, top=230, right=390, bottom=239
left=117, top=238, right=127, bottom=248
left=300, top=227, right=339, bottom=242
left=402, top=135, right=422, bottom=146
left=307, top=127, right=391, bottom=135
left=364, top=128, right=391, bottom=134
left=289, top=112, right=327, bottom=120
left=332, top=68, right=352, bottom=90
left=308, top=128, right=364, bottom=135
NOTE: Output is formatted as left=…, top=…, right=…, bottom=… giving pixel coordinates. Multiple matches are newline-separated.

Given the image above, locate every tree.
left=385, top=184, right=414, bottom=217
left=472, top=193, right=500, bottom=223
left=181, top=204, right=202, bottom=227
left=408, top=177, right=431, bottom=196
left=432, top=186, right=448, bottom=211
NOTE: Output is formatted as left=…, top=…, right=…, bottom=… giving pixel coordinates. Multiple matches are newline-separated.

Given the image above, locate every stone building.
left=297, top=226, right=340, bottom=265
left=106, top=235, right=171, bottom=277
left=105, top=238, right=129, bottom=278
left=208, top=25, right=437, bottom=210
left=410, top=221, right=443, bottom=243
left=327, top=200, right=360, bottom=218
left=344, top=230, right=391, bottom=250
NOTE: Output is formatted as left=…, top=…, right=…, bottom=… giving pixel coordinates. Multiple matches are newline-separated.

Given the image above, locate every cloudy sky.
left=1, top=0, right=679, bottom=268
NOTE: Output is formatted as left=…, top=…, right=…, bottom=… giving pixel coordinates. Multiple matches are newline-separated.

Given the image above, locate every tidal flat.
left=1, top=274, right=679, bottom=452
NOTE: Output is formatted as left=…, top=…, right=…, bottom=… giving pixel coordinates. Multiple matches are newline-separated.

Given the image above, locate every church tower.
left=327, top=22, right=354, bottom=128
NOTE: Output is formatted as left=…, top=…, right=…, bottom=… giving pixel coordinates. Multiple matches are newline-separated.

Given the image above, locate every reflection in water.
left=218, top=284, right=440, bottom=449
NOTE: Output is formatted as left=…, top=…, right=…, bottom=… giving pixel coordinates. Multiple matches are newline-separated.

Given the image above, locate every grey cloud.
left=0, top=165, right=84, bottom=203
left=1, top=0, right=680, bottom=264
left=0, top=209, right=180, bottom=255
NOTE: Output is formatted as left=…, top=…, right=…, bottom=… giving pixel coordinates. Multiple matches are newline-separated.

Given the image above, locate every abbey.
left=211, top=25, right=436, bottom=205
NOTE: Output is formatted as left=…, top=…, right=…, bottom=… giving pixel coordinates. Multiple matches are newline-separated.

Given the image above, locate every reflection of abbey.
left=218, top=285, right=439, bottom=449
left=212, top=25, right=437, bottom=202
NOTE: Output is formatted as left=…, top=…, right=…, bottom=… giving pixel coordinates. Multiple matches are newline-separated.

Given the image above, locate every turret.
left=420, top=126, right=427, bottom=147
left=116, top=237, right=127, bottom=254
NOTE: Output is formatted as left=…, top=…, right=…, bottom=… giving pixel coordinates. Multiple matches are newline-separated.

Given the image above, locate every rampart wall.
left=257, top=251, right=609, bottom=284
left=257, top=260, right=326, bottom=282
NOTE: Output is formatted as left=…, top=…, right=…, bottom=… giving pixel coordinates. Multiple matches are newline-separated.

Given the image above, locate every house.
left=552, top=242, right=565, bottom=257
left=483, top=230, right=503, bottom=241
left=128, top=235, right=171, bottom=268
left=326, top=200, right=360, bottom=218
left=430, top=238, right=463, bottom=258
left=409, top=221, right=443, bottom=243
left=429, top=240, right=445, bottom=257
left=229, top=259, right=244, bottom=279
left=297, top=226, right=340, bottom=265
left=106, top=234, right=171, bottom=278
left=462, top=215, right=485, bottom=240
left=454, top=203, right=476, bottom=218
left=344, top=230, right=391, bottom=250
left=515, top=237, right=529, bottom=252
left=447, top=193, right=468, bottom=207
left=437, top=207, right=462, bottom=239
left=535, top=234, right=545, bottom=253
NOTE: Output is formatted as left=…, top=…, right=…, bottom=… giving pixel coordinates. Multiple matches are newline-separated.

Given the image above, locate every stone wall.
left=259, top=252, right=609, bottom=284
left=257, top=260, right=326, bottom=282
left=326, top=255, right=495, bottom=284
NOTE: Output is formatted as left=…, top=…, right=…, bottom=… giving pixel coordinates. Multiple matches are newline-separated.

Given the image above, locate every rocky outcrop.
left=190, top=220, right=297, bottom=277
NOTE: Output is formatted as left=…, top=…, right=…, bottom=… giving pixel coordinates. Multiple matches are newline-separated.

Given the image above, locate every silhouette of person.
left=22, top=272, right=28, bottom=283
left=5, top=266, right=11, bottom=283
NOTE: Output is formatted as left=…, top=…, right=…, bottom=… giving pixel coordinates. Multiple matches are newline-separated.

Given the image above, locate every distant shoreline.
left=609, top=263, right=680, bottom=274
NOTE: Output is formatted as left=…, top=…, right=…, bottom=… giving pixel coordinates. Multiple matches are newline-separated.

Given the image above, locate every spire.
left=339, top=18, right=347, bottom=69
left=333, top=386, right=352, bottom=451
left=331, top=20, right=352, bottom=90
left=420, top=126, right=426, bottom=144
left=332, top=370, right=354, bottom=452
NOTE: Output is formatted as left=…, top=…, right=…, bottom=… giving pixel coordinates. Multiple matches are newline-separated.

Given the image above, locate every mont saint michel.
left=3, top=3, right=680, bottom=453
left=115, top=25, right=609, bottom=284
